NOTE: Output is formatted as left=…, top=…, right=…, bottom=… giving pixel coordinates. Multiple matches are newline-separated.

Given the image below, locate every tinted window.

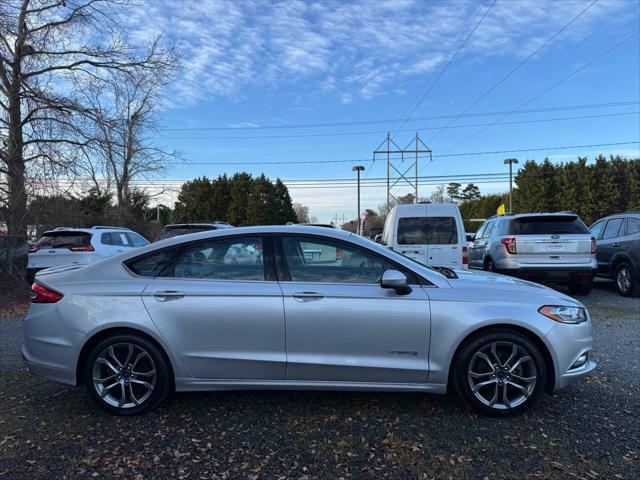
left=589, top=221, right=605, bottom=239
left=428, top=217, right=458, bottom=244
left=628, top=217, right=640, bottom=235
left=36, top=231, right=91, bottom=248
left=397, top=217, right=458, bottom=245
left=474, top=223, right=487, bottom=240
left=125, top=249, right=179, bottom=277
left=101, top=232, right=129, bottom=246
left=281, top=236, right=384, bottom=284
left=168, top=237, right=264, bottom=280
left=602, top=218, right=624, bottom=240
left=397, top=217, right=427, bottom=245
left=514, top=216, right=588, bottom=235
left=156, top=225, right=216, bottom=241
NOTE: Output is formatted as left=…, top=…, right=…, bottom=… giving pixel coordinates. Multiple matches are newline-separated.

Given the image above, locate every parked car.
left=381, top=203, right=468, bottom=269
left=27, top=226, right=149, bottom=283
left=590, top=211, right=640, bottom=296
left=155, top=221, right=233, bottom=241
left=468, top=213, right=597, bottom=295
left=23, top=225, right=595, bottom=417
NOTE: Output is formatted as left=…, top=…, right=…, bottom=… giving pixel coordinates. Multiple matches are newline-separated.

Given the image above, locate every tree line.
left=173, top=174, right=297, bottom=226
left=459, top=156, right=640, bottom=231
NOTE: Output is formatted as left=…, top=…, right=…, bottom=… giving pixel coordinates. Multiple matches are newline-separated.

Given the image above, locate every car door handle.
left=152, top=290, right=185, bottom=301
left=292, top=292, right=325, bottom=302
left=612, top=243, right=620, bottom=247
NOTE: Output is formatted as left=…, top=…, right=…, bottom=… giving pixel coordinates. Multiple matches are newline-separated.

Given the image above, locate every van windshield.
left=397, top=217, right=458, bottom=245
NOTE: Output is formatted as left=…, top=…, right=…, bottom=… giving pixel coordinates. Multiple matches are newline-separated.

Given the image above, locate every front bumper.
left=545, top=317, right=597, bottom=392
left=496, top=266, right=597, bottom=283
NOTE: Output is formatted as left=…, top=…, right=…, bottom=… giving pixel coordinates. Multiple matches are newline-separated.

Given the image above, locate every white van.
left=381, top=203, right=468, bottom=269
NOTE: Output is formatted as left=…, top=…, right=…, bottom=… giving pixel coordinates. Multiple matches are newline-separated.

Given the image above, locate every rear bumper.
left=496, top=266, right=597, bottom=283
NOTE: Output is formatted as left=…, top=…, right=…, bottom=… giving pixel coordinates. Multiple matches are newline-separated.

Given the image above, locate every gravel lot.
left=1, top=279, right=638, bottom=479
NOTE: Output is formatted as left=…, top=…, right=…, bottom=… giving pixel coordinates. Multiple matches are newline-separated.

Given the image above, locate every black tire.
left=614, top=262, right=640, bottom=297
left=568, top=280, right=593, bottom=296
left=484, top=258, right=495, bottom=272
left=453, top=329, right=547, bottom=417
left=84, top=333, right=171, bottom=415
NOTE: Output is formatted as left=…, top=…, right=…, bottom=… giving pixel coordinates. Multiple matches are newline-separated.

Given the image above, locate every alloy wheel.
left=616, top=266, right=632, bottom=294
left=92, top=343, right=156, bottom=409
left=467, top=341, right=537, bottom=410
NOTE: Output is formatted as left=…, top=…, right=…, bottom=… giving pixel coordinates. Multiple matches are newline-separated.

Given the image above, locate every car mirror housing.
left=381, top=269, right=412, bottom=295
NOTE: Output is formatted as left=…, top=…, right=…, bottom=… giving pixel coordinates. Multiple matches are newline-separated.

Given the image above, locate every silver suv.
left=468, top=213, right=597, bottom=295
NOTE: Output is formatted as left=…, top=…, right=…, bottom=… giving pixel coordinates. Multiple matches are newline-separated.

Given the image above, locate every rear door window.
left=602, top=218, right=624, bottom=240
left=514, top=216, right=588, bottom=235
left=589, top=221, right=605, bottom=239
left=125, top=248, right=180, bottom=276
left=482, top=221, right=495, bottom=238
left=628, top=218, right=640, bottom=235
left=397, top=217, right=427, bottom=245
left=36, top=231, right=92, bottom=249
left=426, top=217, right=458, bottom=244
left=166, top=237, right=264, bottom=281
left=101, top=232, right=129, bottom=246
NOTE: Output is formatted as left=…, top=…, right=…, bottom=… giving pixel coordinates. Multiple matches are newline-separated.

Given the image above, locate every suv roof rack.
left=91, top=225, right=131, bottom=230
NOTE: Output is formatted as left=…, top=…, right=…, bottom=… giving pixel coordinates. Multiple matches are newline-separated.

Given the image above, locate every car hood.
left=447, top=268, right=582, bottom=307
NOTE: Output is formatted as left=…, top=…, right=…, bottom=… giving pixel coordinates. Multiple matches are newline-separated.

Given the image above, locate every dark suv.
left=590, top=212, right=640, bottom=296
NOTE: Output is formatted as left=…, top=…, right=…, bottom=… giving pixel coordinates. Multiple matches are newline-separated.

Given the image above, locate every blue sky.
left=131, top=0, right=640, bottom=223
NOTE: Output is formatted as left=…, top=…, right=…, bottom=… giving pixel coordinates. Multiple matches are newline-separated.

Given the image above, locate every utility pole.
left=374, top=132, right=432, bottom=211
left=352, top=165, right=365, bottom=235
left=504, top=158, right=518, bottom=213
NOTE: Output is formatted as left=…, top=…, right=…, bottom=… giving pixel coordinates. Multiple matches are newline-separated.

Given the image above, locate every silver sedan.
left=23, top=226, right=596, bottom=416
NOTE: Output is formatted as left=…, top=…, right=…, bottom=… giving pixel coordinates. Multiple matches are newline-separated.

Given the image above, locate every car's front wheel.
left=615, top=262, right=640, bottom=297
left=453, top=329, right=546, bottom=417
left=84, top=333, right=171, bottom=415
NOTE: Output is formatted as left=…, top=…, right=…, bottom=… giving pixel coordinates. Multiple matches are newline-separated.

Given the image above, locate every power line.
left=157, top=100, right=638, bottom=132
left=161, top=111, right=637, bottom=141
left=439, top=29, right=640, bottom=156
left=164, top=140, right=639, bottom=166
left=427, top=0, right=600, bottom=144
left=390, top=0, right=498, bottom=136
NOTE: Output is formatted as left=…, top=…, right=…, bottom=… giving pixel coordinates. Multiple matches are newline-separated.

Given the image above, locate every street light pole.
left=352, top=165, right=365, bottom=234
left=503, top=158, right=518, bottom=213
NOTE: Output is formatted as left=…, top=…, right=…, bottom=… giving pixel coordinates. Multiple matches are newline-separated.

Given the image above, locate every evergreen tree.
left=227, top=172, right=253, bottom=226
left=446, top=182, right=462, bottom=202
left=461, top=183, right=480, bottom=200
left=246, top=174, right=276, bottom=225
left=173, top=177, right=214, bottom=222
left=211, top=174, right=231, bottom=221
left=273, top=178, right=297, bottom=224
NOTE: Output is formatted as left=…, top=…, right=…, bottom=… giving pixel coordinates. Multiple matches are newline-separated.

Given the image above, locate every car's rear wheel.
left=453, top=329, right=546, bottom=417
left=84, top=333, right=171, bottom=415
left=615, top=262, right=640, bottom=297
left=568, top=280, right=592, bottom=296
left=484, top=258, right=495, bottom=272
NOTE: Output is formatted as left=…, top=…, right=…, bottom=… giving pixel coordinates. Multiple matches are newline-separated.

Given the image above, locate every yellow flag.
left=497, top=204, right=506, bottom=215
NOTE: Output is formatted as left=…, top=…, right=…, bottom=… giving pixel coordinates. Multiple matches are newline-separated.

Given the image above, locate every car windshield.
left=156, top=226, right=216, bottom=240
left=514, top=216, right=588, bottom=235
left=36, top=231, right=91, bottom=248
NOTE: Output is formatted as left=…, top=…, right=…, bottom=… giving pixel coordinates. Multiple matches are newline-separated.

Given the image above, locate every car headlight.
left=538, top=305, right=587, bottom=324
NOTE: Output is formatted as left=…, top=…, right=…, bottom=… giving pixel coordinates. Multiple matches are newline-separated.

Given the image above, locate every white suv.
left=27, top=226, right=149, bottom=283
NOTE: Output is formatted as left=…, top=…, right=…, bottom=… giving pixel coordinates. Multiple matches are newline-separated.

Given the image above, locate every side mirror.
left=466, top=233, right=475, bottom=242
left=381, top=269, right=412, bottom=295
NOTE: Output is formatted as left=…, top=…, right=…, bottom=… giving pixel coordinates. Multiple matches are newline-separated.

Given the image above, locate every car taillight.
left=69, top=244, right=94, bottom=252
left=462, top=246, right=468, bottom=265
left=501, top=237, right=517, bottom=254
left=590, top=237, right=597, bottom=254
left=30, top=283, right=63, bottom=303
left=28, top=245, right=38, bottom=253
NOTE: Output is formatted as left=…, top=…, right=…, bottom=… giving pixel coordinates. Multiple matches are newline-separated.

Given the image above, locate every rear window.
left=513, top=216, right=588, bottom=235
left=156, top=225, right=216, bottom=241
left=36, top=231, right=92, bottom=249
left=397, top=217, right=458, bottom=245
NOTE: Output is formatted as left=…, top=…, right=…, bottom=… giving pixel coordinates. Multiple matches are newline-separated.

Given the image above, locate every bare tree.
left=77, top=53, right=178, bottom=225
left=0, top=0, right=174, bottom=272
left=293, top=202, right=310, bottom=223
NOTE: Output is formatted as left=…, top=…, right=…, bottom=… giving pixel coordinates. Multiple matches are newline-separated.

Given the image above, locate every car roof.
left=391, top=203, right=460, bottom=214
left=163, top=223, right=232, bottom=228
